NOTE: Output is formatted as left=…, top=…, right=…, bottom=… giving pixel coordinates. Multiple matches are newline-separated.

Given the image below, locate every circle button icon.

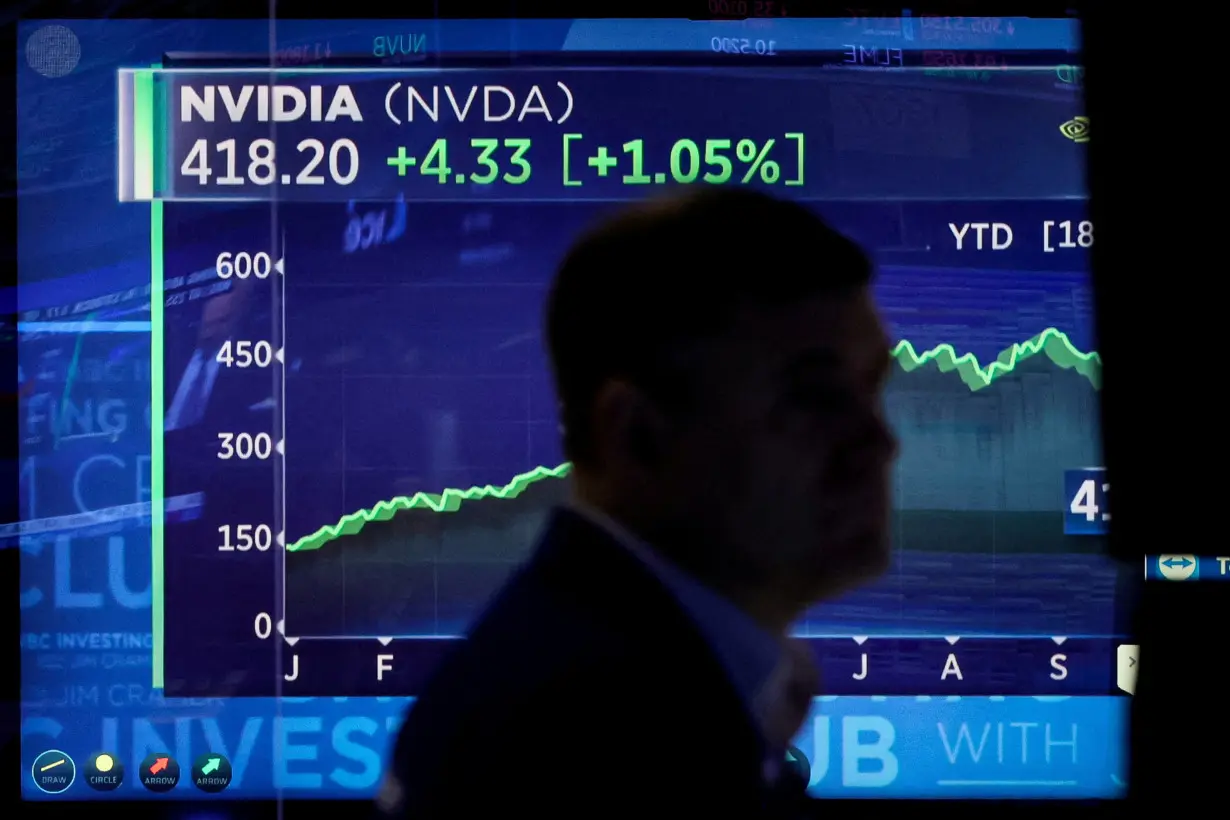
left=191, top=753, right=233, bottom=793
left=139, top=753, right=180, bottom=792
left=31, top=750, right=76, bottom=794
left=85, top=751, right=124, bottom=791
left=1158, top=554, right=1197, bottom=581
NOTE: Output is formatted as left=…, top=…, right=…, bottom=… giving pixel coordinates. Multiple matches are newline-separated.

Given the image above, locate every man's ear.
left=591, top=380, right=670, bottom=469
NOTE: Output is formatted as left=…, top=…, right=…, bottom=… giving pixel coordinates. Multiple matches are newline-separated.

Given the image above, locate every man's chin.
left=806, top=535, right=892, bottom=601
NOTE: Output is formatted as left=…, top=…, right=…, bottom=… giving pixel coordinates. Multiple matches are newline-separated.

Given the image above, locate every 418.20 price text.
left=179, top=138, right=360, bottom=188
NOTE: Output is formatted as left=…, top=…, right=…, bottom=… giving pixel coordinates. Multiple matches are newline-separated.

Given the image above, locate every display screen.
left=19, top=16, right=1136, bottom=802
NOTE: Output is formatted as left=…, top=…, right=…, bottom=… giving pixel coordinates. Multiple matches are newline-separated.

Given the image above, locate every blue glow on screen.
left=17, top=17, right=1122, bottom=802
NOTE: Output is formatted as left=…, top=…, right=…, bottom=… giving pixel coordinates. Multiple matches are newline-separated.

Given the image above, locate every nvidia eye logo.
left=1059, top=116, right=1090, bottom=143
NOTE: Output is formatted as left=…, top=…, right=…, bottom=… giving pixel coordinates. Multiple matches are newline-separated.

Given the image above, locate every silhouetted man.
left=381, top=190, right=897, bottom=817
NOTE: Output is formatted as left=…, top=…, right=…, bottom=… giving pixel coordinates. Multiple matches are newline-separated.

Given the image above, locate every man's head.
left=545, top=190, right=897, bottom=624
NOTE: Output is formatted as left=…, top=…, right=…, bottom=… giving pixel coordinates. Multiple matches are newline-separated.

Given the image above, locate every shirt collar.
left=567, top=502, right=785, bottom=723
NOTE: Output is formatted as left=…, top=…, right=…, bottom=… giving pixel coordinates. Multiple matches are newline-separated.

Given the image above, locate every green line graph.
left=288, top=462, right=575, bottom=552
left=894, top=326, right=1100, bottom=391
left=286, top=327, right=1100, bottom=553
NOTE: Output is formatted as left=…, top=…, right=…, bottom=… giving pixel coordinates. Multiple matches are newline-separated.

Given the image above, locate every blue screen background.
left=17, top=17, right=1126, bottom=801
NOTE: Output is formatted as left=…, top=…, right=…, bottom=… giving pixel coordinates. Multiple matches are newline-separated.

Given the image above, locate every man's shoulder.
left=401, top=573, right=635, bottom=727
left=381, top=514, right=771, bottom=815
left=400, top=505, right=746, bottom=726
left=387, top=632, right=747, bottom=812
left=387, top=606, right=659, bottom=790
left=395, top=567, right=753, bottom=751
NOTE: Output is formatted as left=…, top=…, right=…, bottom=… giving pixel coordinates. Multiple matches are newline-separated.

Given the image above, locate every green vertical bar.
left=133, top=71, right=155, bottom=200
left=150, top=199, right=165, bottom=688
left=142, top=63, right=166, bottom=689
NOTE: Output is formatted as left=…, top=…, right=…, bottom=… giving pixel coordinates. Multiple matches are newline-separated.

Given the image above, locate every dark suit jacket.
left=383, top=507, right=814, bottom=818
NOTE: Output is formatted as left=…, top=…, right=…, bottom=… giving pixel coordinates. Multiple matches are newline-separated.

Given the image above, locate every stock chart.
left=19, top=16, right=1138, bottom=803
